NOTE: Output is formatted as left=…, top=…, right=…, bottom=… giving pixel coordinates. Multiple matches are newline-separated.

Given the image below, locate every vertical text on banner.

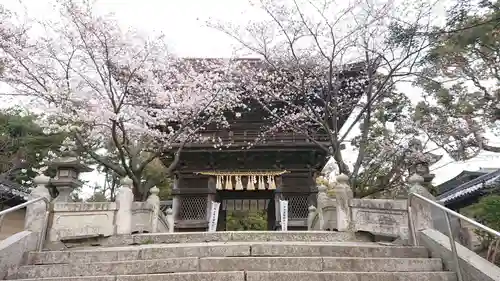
left=208, top=201, right=220, bottom=232
left=280, top=200, right=288, bottom=231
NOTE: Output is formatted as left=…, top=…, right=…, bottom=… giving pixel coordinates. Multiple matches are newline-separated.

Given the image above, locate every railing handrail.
left=0, top=196, right=50, bottom=252
left=409, top=192, right=500, bottom=238
left=0, top=196, right=48, bottom=216
left=408, top=192, right=500, bottom=281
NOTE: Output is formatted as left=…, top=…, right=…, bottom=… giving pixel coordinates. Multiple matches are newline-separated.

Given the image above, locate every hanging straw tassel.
left=258, top=176, right=266, bottom=190
left=267, top=175, right=276, bottom=190
left=235, top=176, right=243, bottom=190
left=216, top=176, right=222, bottom=190
left=246, top=175, right=255, bottom=190
left=225, top=175, right=233, bottom=190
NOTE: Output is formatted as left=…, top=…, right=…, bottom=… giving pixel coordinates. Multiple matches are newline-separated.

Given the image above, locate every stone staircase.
left=5, top=231, right=456, bottom=281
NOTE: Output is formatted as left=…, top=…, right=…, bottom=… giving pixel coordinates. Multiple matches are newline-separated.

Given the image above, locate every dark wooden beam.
left=172, top=188, right=215, bottom=195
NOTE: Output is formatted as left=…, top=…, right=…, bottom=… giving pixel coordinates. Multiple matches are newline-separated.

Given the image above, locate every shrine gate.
left=161, top=59, right=367, bottom=232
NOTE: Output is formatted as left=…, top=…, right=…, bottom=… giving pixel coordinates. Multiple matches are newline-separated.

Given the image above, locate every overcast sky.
left=2, top=0, right=500, bottom=197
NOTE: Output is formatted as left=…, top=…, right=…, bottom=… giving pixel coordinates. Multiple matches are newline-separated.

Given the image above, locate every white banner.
left=279, top=200, right=289, bottom=231
left=208, top=201, right=220, bottom=232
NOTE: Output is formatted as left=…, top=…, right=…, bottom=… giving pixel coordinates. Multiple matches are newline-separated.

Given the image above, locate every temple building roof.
left=0, top=178, right=29, bottom=206
left=437, top=168, right=500, bottom=205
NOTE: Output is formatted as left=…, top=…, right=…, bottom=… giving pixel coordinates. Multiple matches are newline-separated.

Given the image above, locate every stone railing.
left=47, top=177, right=174, bottom=242
left=308, top=174, right=431, bottom=244
left=28, top=176, right=175, bottom=245
left=350, top=198, right=409, bottom=240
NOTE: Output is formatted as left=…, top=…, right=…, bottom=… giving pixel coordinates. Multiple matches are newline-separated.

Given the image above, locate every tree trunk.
left=132, top=183, right=143, bottom=202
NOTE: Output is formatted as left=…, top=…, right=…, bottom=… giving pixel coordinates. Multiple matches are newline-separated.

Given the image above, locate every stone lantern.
left=408, top=162, right=434, bottom=184
left=48, top=151, right=92, bottom=202
left=407, top=139, right=442, bottom=186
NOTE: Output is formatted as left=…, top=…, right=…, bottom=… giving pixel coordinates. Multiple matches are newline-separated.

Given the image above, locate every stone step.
left=7, top=271, right=457, bottom=281
left=82, top=231, right=358, bottom=248
left=15, top=257, right=443, bottom=278
left=27, top=242, right=429, bottom=265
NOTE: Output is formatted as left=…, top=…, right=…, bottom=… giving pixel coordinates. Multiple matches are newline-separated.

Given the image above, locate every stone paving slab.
left=131, top=231, right=356, bottom=245
left=8, top=271, right=456, bottom=281
left=17, top=257, right=443, bottom=278
left=8, top=272, right=244, bottom=281
left=27, top=242, right=428, bottom=265
left=245, top=271, right=457, bottom=281
left=17, top=258, right=199, bottom=279
left=199, top=257, right=442, bottom=272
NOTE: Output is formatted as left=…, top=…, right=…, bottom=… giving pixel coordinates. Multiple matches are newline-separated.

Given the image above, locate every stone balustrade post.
left=115, top=177, right=134, bottom=235
left=24, top=174, right=52, bottom=236
left=307, top=205, right=317, bottom=230
left=166, top=208, right=175, bottom=233
left=334, top=174, right=354, bottom=232
left=408, top=174, right=435, bottom=234
left=316, top=185, right=328, bottom=230
left=146, top=186, right=160, bottom=233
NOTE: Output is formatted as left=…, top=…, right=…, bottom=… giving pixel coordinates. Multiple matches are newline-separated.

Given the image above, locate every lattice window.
left=284, top=194, right=309, bottom=219
left=178, top=196, right=207, bottom=220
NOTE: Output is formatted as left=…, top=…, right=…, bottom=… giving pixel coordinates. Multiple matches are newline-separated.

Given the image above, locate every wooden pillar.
left=217, top=203, right=226, bottom=231
left=267, top=197, right=276, bottom=230
left=308, top=170, right=318, bottom=207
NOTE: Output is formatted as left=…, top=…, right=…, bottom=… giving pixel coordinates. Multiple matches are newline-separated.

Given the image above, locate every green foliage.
left=414, top=0, right=500, bottom=160
left=226, top=210, right=268, bottom=231
left=463, top=195, right=500, bottom=243
left=316, top=177, right=336, bottom=197
left=387, top=22, right=420, bottom=48
left=141, top=156, right=173, bottom=201
left=0, top=108, right=65, bottom=188
left=349, top=91, right=429, bottom=198
left=86, top=192, right=108, bottom=202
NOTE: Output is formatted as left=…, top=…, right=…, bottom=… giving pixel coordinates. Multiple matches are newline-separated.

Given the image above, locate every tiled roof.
left=437, top=169, right=500, bottom=204
left=436, top=170, right=488, bottom=195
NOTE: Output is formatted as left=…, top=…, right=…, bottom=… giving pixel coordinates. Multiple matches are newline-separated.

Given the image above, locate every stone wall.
left=309, top=196, right=410, bottom=241
left=0, top=231, right=38, bottom=279
left=420, top=228, right=500, bottom=281
left=308, top=174, right=437, bottom=243
left=48, top=202, right=117, bottom=241
left=350, top=199, right=409, bottom=240
left=0, top=207, right=25, bottom=240
left=48, top=201, right=170, bottom=242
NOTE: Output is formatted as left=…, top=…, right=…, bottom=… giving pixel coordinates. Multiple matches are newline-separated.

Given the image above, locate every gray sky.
left=2, top=0, right=500, bottom=197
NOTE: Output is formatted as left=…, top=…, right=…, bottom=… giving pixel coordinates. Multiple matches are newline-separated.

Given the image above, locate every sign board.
left=208, top=201, right=220, bottom=232
left=279, top=200, right=289, bottom=231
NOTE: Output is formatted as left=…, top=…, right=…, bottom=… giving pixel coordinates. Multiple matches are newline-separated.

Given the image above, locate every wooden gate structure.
left=160, top=59, right=367, bottom=232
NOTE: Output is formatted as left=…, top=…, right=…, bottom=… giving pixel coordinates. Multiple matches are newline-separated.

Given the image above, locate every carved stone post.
left=274, top=176, right=284, bottom=230
left=166, top=208, right=175, bottom=233
left=115, top=177, right=134, bottom=235
left=147, top=186, right=160, bottom=233
left=24, top=174, right=51, bottom=236
left=48, top=153, right=92, bottom=202
left=334, top=174, right=354, bottom=232
left=316, top=184, right=328, bottom=230
left=171, top=175, right=180, bottom=225
left=408, top=174, right=435, bottom=233
left=307, top=205, right=317, bottom=230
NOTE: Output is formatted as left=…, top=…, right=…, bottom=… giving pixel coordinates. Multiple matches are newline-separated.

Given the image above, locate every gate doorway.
left=216, top=190, right=276, bottom=231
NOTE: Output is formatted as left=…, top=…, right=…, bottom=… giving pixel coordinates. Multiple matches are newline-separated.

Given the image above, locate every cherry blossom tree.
left=0, top=0, right=243, bottom=200
left=209, top=0, right=441, bottom=196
